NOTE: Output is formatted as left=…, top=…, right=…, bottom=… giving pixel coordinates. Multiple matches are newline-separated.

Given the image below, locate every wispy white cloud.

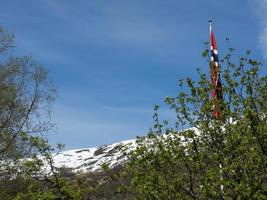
left=9, top=0, right=184, bottom=70
left=249, top=0, right=267, bottom=58
left=38, top=0, right=183, bottom=49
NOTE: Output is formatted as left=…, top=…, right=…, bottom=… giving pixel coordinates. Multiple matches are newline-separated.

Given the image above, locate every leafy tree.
left=120, top=46, right=267, bottom=199
left=0, top=25, right=59, bottom=199
left=0, top=28, right=56, bottom=158
left=0, top=26, right=92, bottom=200
left=0, top=25, right=101, bottom=200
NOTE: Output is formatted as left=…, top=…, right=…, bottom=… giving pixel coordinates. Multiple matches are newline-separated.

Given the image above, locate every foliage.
left=120, top=47, right=267, bottom=199
left=1, top=24, right=266, bottom=199
left=0, top=26, right=56, bottom=160
left=0, top=26, right=93, bottom=200
left=12, top=140, right=92, bottom=200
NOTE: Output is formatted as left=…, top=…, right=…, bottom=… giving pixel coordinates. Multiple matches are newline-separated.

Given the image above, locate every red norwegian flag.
left=209, top=20, right=223, bottom=119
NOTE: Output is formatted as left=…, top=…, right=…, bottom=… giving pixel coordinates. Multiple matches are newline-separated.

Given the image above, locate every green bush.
left=120, top=47, right=267, bottom=199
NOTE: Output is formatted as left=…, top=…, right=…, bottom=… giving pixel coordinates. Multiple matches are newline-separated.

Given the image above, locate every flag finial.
left=209, top=19, right=212, bottom=33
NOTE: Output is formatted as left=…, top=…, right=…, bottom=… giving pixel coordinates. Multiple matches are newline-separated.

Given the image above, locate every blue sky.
left=0, top=0, right=266, bottom=149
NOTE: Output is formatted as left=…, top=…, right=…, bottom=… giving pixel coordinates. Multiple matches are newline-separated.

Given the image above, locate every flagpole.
left=209, top=19, right=224, bottom=197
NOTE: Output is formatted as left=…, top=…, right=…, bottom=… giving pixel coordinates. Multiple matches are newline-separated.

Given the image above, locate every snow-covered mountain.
left=52, top=139, right=137, bottom=173
left=51, top=128, right=194, bottom=174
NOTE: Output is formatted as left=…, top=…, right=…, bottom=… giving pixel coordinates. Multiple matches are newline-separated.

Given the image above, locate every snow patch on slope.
left=51, top=128, right=200, bottom=173
left=52, top=139, right=136, bottom=173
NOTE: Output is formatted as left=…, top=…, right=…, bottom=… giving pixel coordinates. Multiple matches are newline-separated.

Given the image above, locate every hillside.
left=52, top=139, right=136, bottom=173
